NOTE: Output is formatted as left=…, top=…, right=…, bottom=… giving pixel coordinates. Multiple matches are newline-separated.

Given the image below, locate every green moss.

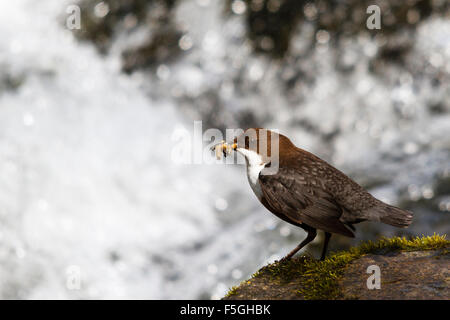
left=227, top=234, right=449, bottom=300
left=225, top=278, right=255, bottom=298
left=225, top=285, right=239, bottom=298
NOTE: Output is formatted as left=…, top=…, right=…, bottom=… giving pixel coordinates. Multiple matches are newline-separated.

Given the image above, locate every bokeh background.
left=0, top=0, right=449, bottom=299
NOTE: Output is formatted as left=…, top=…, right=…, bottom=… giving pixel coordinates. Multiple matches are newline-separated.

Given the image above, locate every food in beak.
left=212, top=141, right=234, bottom=160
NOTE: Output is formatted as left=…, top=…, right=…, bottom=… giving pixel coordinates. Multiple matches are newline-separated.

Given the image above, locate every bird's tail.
left=377, top=204, right=413, bottom=228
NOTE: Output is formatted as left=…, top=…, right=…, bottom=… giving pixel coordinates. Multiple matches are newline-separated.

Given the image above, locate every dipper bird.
left=214, top=128, right=413, bottom=261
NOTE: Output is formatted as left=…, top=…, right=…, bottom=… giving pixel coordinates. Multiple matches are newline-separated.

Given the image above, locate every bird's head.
left=214, top=128, right=293, bottom=167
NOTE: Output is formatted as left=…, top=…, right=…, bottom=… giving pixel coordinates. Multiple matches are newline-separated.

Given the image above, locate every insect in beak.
left=211, top=141, right=237, bottom=159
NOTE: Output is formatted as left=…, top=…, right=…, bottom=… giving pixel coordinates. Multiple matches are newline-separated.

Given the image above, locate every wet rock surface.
left=224, top=245, right=449, bottom=300
left=339, top=249, right=449, bottom=299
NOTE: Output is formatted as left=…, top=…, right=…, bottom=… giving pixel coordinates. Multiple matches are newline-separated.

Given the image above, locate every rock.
left=339, top=250, right=449, bottom=299
left=223, top=234, right=449, bottom=300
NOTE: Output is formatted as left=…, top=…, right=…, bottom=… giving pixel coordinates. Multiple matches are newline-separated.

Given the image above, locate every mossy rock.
left=223, top=234, right=449, bottom=300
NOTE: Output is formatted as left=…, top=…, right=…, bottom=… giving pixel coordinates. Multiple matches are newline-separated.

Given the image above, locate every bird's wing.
left=258, top=167, right=354, bottom=237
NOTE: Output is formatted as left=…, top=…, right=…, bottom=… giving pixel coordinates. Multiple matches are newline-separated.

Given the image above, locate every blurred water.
left=0, top=0, right=449, bottom=299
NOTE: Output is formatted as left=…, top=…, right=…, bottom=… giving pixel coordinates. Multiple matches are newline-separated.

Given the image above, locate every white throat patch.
left=237, top=148, right=265, bottom=200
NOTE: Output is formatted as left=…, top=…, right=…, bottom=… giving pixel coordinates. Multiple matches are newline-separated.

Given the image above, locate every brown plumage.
left=224, top=128, right=413, bottom=261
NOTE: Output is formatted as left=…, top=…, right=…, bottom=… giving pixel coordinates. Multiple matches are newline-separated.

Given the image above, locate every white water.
left=0, top=0, right=449, bottom=299
left=0, top=0, right=262, bottom=299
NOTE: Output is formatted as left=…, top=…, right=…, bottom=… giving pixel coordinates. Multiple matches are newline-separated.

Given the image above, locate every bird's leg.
left=320, top=232, right=332, bottom=261
left=280, top=228, right=317, bottom=262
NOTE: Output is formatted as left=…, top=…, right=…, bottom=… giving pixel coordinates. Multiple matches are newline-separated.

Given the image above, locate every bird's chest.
left=245, top=161, right=265, bottom=201
left=237, top=148, right=266, bottom=201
